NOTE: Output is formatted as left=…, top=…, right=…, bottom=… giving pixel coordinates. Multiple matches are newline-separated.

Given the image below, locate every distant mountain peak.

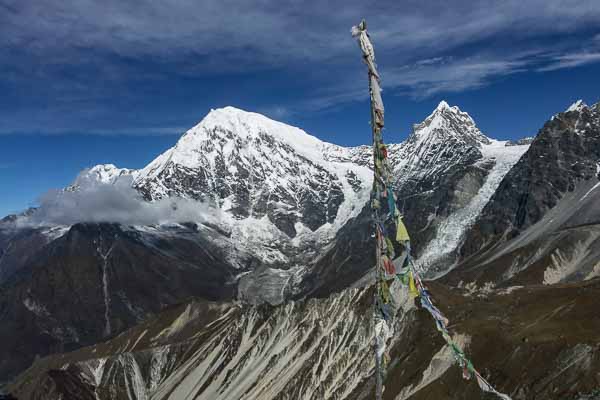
left=176, top=106, right=326, bottom=166
left=410, top=101, right=491, bottom=147
left=69, top=164, right=136, bottom=191
left=134, top=107, right=372, bottom=240
left=436, top=99, right=450, bottom=111
left=566, top=99, right=588, bottom=113
left=431, top=100, right=467, bottom=116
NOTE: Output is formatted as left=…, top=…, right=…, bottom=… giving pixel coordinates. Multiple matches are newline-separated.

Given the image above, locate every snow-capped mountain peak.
left=435, top=99, right=451, bottom=111
left=68, top=164, right=136, bottom=191
left=566, top=99, right=588, bottom=113
left=167, top=106, right=328, bottom=171
left=134, top=107, right=372, bottom=247
left=388, top=102, right=530, bottom=275
left=128, top=107, right=374, bottom=293
left=392, top=101, right=493, bottom=179
left=410, top=101, right=491, bottom=148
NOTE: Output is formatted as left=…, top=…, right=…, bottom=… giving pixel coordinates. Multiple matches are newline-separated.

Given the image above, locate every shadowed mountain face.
left=389, top=103, right=530, bottom=276
left=446, top=101, right=600, bottom=289
left=460, top=102, right=600, bottom=259
left=3, top=101, right=600, bottom=398
left=389, top=102, right=490, bottom=254
left=0, top=223, right=238, bottom=382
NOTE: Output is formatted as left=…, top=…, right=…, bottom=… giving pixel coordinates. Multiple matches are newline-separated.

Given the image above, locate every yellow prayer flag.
left=396, top=215, right=411, bottom=242
left=408, top=271, right=419, bottom=298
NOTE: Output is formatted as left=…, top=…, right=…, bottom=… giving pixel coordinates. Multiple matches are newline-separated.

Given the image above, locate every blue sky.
left=2, top=0, right=600, bottom=217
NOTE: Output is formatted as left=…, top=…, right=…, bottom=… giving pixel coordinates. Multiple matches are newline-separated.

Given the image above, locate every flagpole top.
left=351, top=19, right=367, bottom=37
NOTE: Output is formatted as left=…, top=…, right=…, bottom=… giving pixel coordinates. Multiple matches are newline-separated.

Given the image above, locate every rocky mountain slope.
left=390, top=102, right=529, bottom=277
left=9, top=277, right=600, bottom=400
left=461, top=100, right=600, bottom=257
left=3, top=100, right=599, bottom=399
left=447, top=100, right=600, bottom=289
left=0, top=222, right=242, bottom=383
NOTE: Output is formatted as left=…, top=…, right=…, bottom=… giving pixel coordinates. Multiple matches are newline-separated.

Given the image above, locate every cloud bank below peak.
left=19, top=178, right=218, bottom=227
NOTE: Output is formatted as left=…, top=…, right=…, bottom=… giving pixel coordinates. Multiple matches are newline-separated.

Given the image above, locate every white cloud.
left=385, top=57, right=528, bottom=98
left=4, top=1, right=600, bottom=73
left=301, top=55, right=530, bottom=109
left=19, top=178, right=220, bottom=226
left=2, top=0, right=600, bottom=128
left=537, top=52, right=600, bottom=71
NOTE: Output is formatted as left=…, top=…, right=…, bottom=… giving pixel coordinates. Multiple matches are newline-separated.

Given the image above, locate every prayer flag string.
left=352, top=19, right=511, bottom=400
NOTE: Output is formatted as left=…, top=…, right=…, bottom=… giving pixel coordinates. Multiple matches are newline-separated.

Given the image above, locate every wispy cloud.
left=4, top=1, right=600, bottom=72
left=385, top=57, right=529, bottom=98
left=2, top=0, right=600, bottom=133
left=302, top=53, right=534, bottom=110
left=537, top=52, right=600, bottom=71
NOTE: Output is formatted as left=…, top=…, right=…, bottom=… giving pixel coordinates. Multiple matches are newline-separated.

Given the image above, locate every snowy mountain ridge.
left=566, top=99, right=588, bottom=113
left=61, top=103, right=529, bottom=279
left=3, top=102, right=529, bottom=304
left=69, top=164, right=137, bottom=190
left=390, top=101, right=493, bottom=183
left=133, top=106, right=372, bottom=238
left=4, top=100, right=600, bottom=400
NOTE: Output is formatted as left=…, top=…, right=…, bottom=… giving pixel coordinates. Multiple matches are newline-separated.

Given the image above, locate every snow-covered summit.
left=134, top=106, right=372, bottom=242
left=434, top=100, right=452, bottom=112
left=566, top=99, right=588, bottom=113
left=68, top=164, right=137, bottom=191
left=390, top=101, right=494, bottom=183
left=411, top=100, right=491, bottom=147
left=196, top=106, right=325, bottom=161
left=129, top=106, right=375, bottom=282
left=137, top=106, right=357, bottom=181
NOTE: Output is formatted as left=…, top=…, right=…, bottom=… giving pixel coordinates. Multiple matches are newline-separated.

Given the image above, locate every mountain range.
left=1, top=100, right=599, bottom=400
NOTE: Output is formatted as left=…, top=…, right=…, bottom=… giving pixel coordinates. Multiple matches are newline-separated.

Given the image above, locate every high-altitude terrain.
left=2, top=100, right=599, bottom=399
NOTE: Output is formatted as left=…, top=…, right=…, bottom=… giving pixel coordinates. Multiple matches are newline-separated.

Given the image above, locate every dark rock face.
left=298, top=204, right=374, bottom=298
left=396, top=161, right=489, bottom=255
left=460, top=102, right=600, bottom=259
left=0, top=228, right=50, bottom=283
left=25, top=368, right=97, bottom=400
left=0, top=211, right=54, bottom=284
left=443, top=169, right=600, bottom=288
left=0, top=223, right=238, bottom=383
